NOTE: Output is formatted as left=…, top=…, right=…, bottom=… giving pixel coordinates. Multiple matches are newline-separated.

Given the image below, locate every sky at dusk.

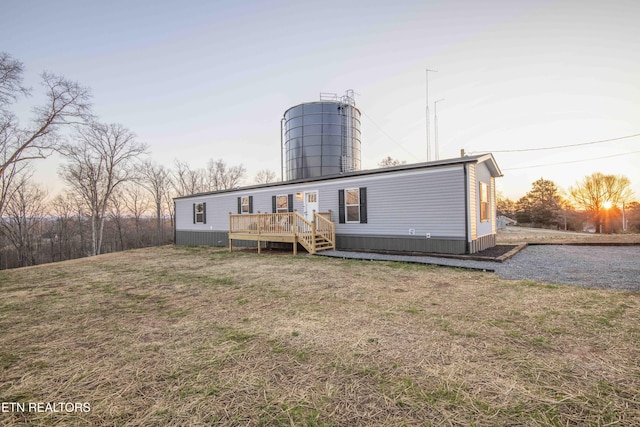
left=3, top=0, right=639, bottom=201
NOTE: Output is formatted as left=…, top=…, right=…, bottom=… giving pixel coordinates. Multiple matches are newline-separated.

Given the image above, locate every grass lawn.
left=1, top=245, right=639, bottom=426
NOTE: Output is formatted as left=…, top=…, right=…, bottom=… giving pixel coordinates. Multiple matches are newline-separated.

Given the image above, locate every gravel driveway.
left=496, top=245, right=640, bottom=290
left=321, top=245, right=640, bottom=291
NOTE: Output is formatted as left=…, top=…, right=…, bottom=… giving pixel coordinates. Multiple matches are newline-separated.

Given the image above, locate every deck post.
left=292, top=214, right=297, bottom=255
left=257, top=213, right=261, bottom=254
left=229, top=212, right=233, bottom=252
left=311, top=211, right=317, bottom=254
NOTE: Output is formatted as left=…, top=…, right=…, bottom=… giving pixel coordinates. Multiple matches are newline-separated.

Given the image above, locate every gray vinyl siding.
left=175, top=192, right=308, bottom=232
left=333, top=167, right=466, bottom=238
left=175, top=166, right=466, bottom=240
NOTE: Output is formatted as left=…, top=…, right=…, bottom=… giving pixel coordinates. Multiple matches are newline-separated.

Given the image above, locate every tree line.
left=498, top=176, right=639, bottom=233
left=0, top=53, right=278, bottom=269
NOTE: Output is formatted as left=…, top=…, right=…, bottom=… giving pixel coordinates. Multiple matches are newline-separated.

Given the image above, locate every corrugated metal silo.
left=283, top=91, right=361, bottom=181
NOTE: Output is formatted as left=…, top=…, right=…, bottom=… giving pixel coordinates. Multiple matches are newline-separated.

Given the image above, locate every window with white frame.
left=194, top=202, right=205, bottom=223
left=276, top=195, right=288, bottom=213
left=237, top=196, right=253, bottom=214
left=480, top=182, right=489, bottom=222
left=345, top=188, right=360, bottom=223
left=338, top=188, right=367, bottom=224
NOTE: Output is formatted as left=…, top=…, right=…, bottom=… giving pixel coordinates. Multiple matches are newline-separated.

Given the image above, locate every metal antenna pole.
left=426, top=68, right=437, bottom=161
left=434, top=98, right=444, bottom=161
left=280, top=117, right=285, bottom=181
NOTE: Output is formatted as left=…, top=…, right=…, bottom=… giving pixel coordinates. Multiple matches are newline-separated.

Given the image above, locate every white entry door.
left=304, top=191, right=319, bottom=222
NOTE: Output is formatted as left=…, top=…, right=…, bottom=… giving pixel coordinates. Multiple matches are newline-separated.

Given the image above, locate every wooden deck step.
left=229, top=212, right=335, bottom=255
left=314, top=237, right=334, bottom=251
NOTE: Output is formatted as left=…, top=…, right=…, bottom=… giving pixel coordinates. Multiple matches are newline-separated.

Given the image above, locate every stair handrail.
left=315, top=212, right=335, bottom=249
left=293, top=212, right=315, bottom=253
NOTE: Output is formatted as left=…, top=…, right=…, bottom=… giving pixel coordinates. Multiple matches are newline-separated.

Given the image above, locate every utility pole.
left=426, top=68, right=437, bottom=161
left=434, top=98, right=444, bottom=161
left=280, top=117, right=285, bottom=181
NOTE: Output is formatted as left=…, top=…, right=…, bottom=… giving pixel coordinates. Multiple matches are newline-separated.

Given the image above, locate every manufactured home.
left=174, top=154, right=502, bottom=255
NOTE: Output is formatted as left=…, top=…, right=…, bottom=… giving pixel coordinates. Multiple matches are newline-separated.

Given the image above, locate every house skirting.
left=176, top=230, right=232, bottom=247
left=335, top=234, right=468, bottom=255
left=469, top=233, right=496, bottom=254
left=175, top=230, right=496, bottom=255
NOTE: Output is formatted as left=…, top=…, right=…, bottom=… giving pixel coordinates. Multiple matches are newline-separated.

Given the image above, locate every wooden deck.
left=228, top=212, right=335, bottom=255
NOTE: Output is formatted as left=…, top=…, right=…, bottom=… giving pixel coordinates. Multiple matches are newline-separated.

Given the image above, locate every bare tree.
left=254, top=168, right=277, bottom=184
left=0, top=52, right=29, bottom=106
left=569, top=172, right=633, bottom=233
left=164, top=182, right=176, bottom=240
left=107, top=188, right=127, bottom=252
left=0, top=53, right=92, bottom=182
left=205, top=158, right=245, bottom=190
left=49, top=192, right=85, bottom=261
left=122, top=183, right=151, bottom=247
left=0, top=158, right=26, bottom=218
left=59, top=122, right=147, bottom=256
left=378, top=156, right=406, bottom=168
left=172, top=158, right=246, bottom=194
left=0, top=171, right=48, bottom=267
left=140, top=161, right=172, bottom=244
left=172, top=159, right=206, bottom=197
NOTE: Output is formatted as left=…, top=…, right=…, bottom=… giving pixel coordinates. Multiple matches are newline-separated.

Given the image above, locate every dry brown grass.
left=497, top=227, right=640, bottom=245
left=1, top=245, right=639, bottom=426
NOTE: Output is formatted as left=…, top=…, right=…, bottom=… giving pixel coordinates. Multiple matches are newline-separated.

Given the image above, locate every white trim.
left=345, top=188, right=360, bottom=223
left=195, top=202, right=205, bottom=223
left=479, top=181, right=489, bottom=222
left=241, top=196, right=250, bottom=214
left=304, top=190, right=319, bottom=222
left=275, top=194, right=288, bottom=213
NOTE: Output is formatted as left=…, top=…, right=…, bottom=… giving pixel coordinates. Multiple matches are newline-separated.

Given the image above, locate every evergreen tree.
left=515, top=178, right=563, bottom=227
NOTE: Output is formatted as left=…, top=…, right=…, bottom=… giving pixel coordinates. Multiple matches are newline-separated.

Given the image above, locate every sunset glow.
left=2, top=0, right=638, bottom=200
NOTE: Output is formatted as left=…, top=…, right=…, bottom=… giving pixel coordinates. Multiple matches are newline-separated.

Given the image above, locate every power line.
left=472, top=132, right=640, bottom=154
left=361, top=111, right=420, bottom=161
left=502, top=150, right=640, bottom=171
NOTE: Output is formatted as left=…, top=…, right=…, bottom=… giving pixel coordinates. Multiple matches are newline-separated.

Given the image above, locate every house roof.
left=174, top=153, right=503, bottom=200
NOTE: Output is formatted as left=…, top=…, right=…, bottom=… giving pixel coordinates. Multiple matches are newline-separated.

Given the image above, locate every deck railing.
left=315, top=213, right=335, bottom=248
left=229, top=212, right=294, bottom=234
left=294, top=213, right=314, bottom=253
left=229, top=211, right=334, bottom=254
